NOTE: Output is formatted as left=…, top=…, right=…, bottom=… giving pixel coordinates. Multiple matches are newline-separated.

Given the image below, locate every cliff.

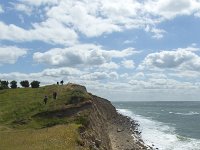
left=78, top=92, right=149, bottom=150
left=0, top=83, right=149, bottom=150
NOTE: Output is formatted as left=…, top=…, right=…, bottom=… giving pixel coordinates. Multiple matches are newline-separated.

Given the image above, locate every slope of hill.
left=0, top=83, right=148, bottom=150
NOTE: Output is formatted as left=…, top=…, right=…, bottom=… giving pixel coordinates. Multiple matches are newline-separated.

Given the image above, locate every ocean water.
left=113, top=101, right=200, bottom=150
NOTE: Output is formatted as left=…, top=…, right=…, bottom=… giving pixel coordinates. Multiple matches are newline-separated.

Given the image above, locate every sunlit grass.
left=0, top=124, right=81, bottom=150
left=0, top=84, right=90, bottom=128
left=0, top=84, right=91, bottom=149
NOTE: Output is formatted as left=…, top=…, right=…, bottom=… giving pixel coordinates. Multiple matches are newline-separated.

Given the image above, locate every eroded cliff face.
left=79, top=95, right=149, bottom=150
left=68, top=84, right=147, bottom=150
left=79, top=94, right=118, bottom=150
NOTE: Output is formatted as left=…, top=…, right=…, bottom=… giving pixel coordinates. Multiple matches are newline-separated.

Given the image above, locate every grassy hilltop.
left=0, top=83, right=92, bottom=150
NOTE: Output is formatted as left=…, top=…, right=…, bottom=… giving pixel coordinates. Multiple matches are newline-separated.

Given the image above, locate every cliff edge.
left=0, top=83, right=149, bottom=150
left=78, top=89, right=149, bottom=150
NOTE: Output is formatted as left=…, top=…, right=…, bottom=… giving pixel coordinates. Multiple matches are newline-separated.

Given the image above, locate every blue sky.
left=1, top=0, right=200, bottom=101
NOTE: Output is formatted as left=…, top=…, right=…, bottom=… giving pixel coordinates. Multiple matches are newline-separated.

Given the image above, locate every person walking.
left=53, top=92, right=57, bottom=100
left=43, top=95, right=48, bottom=104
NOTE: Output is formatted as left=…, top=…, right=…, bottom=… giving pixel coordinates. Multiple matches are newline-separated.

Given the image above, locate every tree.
left=0, top=80, right=9, bottom=90
left=60, top=80, right=64, bottom=85
left=0, top=80, right=3, bottom=90
left=30, top=81, right=40, bottom=88
left=20, top=80, right=29, bottom=88
left=10, top=80, right=17, bottom=89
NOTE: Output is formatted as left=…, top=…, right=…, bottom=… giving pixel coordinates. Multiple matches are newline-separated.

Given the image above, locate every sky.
left=1, top=0, right=200, bottom=101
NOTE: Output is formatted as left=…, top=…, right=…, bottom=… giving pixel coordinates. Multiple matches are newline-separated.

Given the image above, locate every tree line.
left=0, top=80, right=40, bottom=90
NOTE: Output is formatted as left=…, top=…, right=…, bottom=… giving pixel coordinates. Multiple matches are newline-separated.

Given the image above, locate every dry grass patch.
left=0, top=124, right=81, bottom=150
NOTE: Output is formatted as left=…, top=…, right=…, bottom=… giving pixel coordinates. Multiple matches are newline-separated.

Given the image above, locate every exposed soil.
left=33, top=101, right=92, bottom=119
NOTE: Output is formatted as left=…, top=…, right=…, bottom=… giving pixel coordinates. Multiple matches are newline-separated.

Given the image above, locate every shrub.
left=20, top=80, right=29, bottom=88
left=76, top=116, right=89, bottom=127
left=0, top=80, right=9, bottom=90
left=69, top=96, right=83, bottom=104
left=10, top=80, right=17, bottom=89
left=30, top=81, right=40, bottom=88
left=68, top=90, right=86, bottom=104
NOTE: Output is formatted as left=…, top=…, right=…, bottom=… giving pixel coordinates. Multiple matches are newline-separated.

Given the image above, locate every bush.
left=20, top=80, right=29, bottom=88
left=10, top=80, right=17, bottom=89
left=69, top=96, right=83, bottom=104
left=76, top=116, right=89, bottom=127
left=0, top=80, right=9, bottom=90
left=30, top=81, right=40, bottom=88
left=68, top=90, right=86, bottom=104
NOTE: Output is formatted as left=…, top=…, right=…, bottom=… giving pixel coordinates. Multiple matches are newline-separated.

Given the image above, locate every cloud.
left=32, top=0, right=157, bottom=38
left=0, top=5, right=4, bottom=14
left=13, top=3, right=33, bottom=15
left=169, top=71, right=200, bottom=78
left=145, top=0, right=200, bottom=19
left=0, top=19, right=78, bottom=45
left=45, top=0, right=123, bottom=37
left=99, top=62, right=119, bottom=70
left=0, top=67, right=81, bottom=84
left=123, top=40, right=134, bottom=44
left=0, top=67, right=119, bottom=86
left=128, top=78, right=197, bottom=89
left=0, top=46, right=27, bottom=65
left=151, top=28, right=166, bottom=39
left=104, top=47, right=138, bottom=58
left=139, top=47, right=200, bottom=71
left=19, top=0, right=59, bottom=6
left=33, top=44, right=108, bottom=66
left=145, top=26, right=166, bottom=39
left=121, top=60, right=135, bottom=69
left=33, top=44, right=137, bottom=67
left=194, top=11, right=200, bottom=17
left=1, top=0, right=200, bottom=44
left=80, top=71, right=118, bottom=81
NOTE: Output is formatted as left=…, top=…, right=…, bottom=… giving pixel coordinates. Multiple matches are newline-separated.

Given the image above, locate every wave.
left=169, top=111, right=199, bottom=116
left=117, top=109, right=200, bottom=150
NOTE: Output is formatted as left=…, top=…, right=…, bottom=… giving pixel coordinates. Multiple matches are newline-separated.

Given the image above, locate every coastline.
left=108, top=112, right=151, bottom=150
left=1, top=84, right=200, bottom=149
left=88, top=94, right=151, bottom=150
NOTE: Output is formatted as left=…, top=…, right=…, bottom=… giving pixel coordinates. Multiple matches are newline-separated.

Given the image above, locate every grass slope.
left=0, top=84, right=91, bottom=150
left=0, top=124, right=80, bottom=150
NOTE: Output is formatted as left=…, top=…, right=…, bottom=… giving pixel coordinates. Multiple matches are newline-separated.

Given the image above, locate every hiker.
left=53, top=92, right=57, bottom=100
left=60, top=80, right=64, bottom=85
left=57, top=82, right=59, bottom=85
left=43, top=95, right=48, bottom=104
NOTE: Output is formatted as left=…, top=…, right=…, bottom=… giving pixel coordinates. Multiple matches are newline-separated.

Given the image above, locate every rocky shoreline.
left=108, top=112, right=152, bottom=150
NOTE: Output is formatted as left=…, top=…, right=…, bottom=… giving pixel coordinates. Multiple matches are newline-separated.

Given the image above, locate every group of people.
left=43, top=80, right=64, bottom=104
left=57, top=80, right=64, bottom=85
left=43, top=91, right=57, bottom=105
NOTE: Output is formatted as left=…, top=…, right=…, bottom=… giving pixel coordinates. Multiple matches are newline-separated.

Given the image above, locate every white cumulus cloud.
left=121, top=60, right=135, bottom=69
left=1, top=0, right=200, bottom=44
left=0, top=46, right=27, bottom=65
left=33, top=44, right=137, bottom=67
left=145, top=0, right=200, bottom=19
left=0, top=19, right=78, bottom=45
left=139, top=47, right=200, bottom=71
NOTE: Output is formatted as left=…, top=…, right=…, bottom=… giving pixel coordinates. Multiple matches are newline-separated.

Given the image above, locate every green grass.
left=0, top=84, right=91, bottom=149
left=0, top=84, right=91, bottom=128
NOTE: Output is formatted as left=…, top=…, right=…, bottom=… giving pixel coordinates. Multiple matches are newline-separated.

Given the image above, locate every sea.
left=113, top=101, right=200, bottom=150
